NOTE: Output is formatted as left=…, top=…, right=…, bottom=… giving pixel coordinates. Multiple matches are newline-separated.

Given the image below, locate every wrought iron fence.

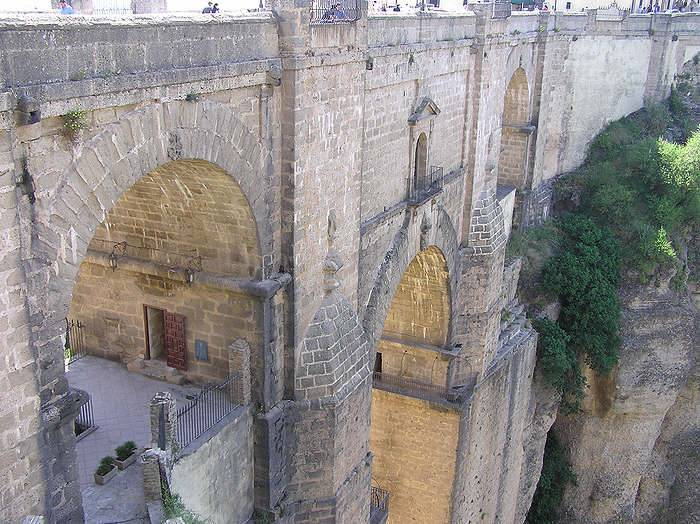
left=176, top=374, right=239, bottom=448
left=370, top=486, right=390, bottom=523
left=92, top=0, right=131, bottom=15
left=310, top=0, right=361, bottom=24
left=373, top=371, right=461, bottom=403
left=74, top=392, right=98, bottom=440
left=65, top=318, right=86, bottom=365
left=410, top=165, right=444, bottom=203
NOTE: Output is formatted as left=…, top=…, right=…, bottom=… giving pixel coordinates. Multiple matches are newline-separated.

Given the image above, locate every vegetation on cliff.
left=521, top=82, right=699, bottom=523
left=510, top=88, right=700, bottom=403
left=525, top=434, right=577, bottom=524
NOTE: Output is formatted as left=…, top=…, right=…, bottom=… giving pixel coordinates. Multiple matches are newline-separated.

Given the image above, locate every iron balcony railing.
left=74, top=391, right=98, bottom=441
left=310, top=0, right=361, bottom=24
left=65, top=318, right=86, bottom=365
left=370, top=486, right=390, bottom=524
left=409, top=165, right=444, bottom=204
left=491, top=0, right=512, bottom=18
left=176, top=374, right=239, bottom=448
left=372, top=371, right=463, bottom=403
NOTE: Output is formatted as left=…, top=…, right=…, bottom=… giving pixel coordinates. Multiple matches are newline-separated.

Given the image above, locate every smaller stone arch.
left=362, top=205, right=459, bottom=362
left=44, top=99, right=277, bottom=317
left=498, top=67, right=531, bottom=191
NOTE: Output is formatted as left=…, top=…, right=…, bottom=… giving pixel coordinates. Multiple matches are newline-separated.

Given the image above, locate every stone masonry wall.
left=451, top=331, right=537, bottom=524
left=370, top=388, right=461, bottom=524
left=88, top=158, right=261, bottom=278
left=170, top=408, right=254, bottom=524
left=69, top=261, right=263, bottom=385
left=2, top=9, right=700, bottom=523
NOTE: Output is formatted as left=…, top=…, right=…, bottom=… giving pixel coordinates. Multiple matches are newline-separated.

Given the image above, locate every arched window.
left=414, top=133, right=428, bottom=194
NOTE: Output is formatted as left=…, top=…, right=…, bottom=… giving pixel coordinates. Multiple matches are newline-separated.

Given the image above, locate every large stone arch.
left=362, top=205, right=459, bottom=362
left=21, top=99, right=277, bottom=522
left=43, top=99, right=275, bottom=316
left=498, top=67, right=531, bottom=190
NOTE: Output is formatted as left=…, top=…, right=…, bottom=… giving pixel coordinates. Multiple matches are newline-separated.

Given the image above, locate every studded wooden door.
left=164, top=312, right=186, bottom=370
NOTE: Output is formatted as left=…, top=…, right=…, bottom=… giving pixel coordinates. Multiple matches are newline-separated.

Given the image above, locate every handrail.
left=175, top=374, right=239, bottom=448
left=371, top=486, right=390, bottom=510
left=310, top=0, right=361, bottom=24
left=372, top=371, right=463, bottom=403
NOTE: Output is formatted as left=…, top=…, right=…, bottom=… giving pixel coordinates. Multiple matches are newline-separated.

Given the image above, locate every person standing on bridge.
left=59, top=0, right=74, bottom=14
left=202, top=1, right=213, bottom=12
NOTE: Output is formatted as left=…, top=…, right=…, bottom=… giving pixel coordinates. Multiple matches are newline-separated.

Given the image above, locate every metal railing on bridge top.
left=92, top=0, right=131, bottom=15
left=310, top=0, right=361, bottom=24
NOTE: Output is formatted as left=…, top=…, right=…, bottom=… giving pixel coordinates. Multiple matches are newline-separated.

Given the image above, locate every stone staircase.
left=126, top=357, right=186, bottom=385
left=496, top=299, right=534, bottom=359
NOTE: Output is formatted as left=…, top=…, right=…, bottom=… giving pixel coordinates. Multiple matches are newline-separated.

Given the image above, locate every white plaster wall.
left=560, top=36, right=652, bottom=172
left=170, top=409, right=253, bottom=524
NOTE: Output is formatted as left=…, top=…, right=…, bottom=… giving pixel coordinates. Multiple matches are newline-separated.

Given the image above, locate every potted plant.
left=94, top=456, right=117, bottom=485
left=114, top=441, right=139, bottom=470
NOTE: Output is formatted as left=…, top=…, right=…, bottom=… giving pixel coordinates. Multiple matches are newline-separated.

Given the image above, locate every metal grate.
left=310, top=0, right=361, bottom=24
left=65, top=318, right=86, bottom=365
left=409, top=165, right=444, bottom=204
left=92, top=0, right=131, bottom=15
left=370, top=486, right=390, bottom=524
left=74, top=392, right=98, bottom=440
left=176, top=374, right=239, bottom=448
left=492, top=0, right=512, bottom=18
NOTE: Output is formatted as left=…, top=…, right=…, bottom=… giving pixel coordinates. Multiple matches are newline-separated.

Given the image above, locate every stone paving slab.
left=66, top=355, right=201, bottom=523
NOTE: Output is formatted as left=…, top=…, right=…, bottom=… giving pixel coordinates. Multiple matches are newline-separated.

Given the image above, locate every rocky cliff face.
left=514, top=372, right=561, bottom=524
left=553, top=270, right=698, bottom=523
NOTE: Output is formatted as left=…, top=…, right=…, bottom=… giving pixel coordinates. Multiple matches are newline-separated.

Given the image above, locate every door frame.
left=143, top=304, right=166, bottom=360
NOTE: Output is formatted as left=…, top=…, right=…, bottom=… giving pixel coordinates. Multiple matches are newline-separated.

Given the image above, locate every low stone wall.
left=169, top=407, right=254, bottom=524
left=367, top=12, right=477, bottom=48
left=0, top=13, right=278, bottom=89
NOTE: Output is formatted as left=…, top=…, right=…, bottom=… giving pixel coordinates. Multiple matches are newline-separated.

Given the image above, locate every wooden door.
left=164, top=312, right=186, bottom=370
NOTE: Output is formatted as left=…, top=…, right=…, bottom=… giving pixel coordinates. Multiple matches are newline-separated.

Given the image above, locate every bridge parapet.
left=0, top=14, right=278, bottom=91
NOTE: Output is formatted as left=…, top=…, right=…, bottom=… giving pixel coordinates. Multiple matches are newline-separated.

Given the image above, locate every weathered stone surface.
left=555, top=277, right=698, bottom=523
left=1, top=7, right=699, bottom=524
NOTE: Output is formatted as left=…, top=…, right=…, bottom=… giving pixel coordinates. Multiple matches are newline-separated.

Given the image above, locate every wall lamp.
left=185, top=255, right=202, bottom=285
left=108, top=242, right=127, bottom=271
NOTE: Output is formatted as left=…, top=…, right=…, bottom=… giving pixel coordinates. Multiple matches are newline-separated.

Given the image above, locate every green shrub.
left=526, top=433, right=577, bottom=524
left=115, top=441, right=137, bottom=461
left=542, top=215, right=621, bottom=376
left=95, top=456, right=115, bottom=476
left=577, top=104, right=699, bottom=282
left=533, top=318, right=586, bottom=414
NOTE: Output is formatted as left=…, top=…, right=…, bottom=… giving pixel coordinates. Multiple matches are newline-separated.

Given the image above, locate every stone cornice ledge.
left=10, top=58, right=281, bottom=116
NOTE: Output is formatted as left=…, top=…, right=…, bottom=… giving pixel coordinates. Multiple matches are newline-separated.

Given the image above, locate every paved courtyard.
left=66, top=356, right=201, bottom=523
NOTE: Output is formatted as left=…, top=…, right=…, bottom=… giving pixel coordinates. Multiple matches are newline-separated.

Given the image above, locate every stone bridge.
left=1, top=5, right=699, bottom=523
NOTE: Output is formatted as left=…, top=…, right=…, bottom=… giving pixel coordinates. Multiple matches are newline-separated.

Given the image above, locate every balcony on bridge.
left=370, top=486, right=390, bottom=524
left=408, top=165, right=444, bottom=206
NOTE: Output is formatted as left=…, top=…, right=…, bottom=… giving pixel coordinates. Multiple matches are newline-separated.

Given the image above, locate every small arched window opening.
left=414, top=133, right=428, bottom=194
